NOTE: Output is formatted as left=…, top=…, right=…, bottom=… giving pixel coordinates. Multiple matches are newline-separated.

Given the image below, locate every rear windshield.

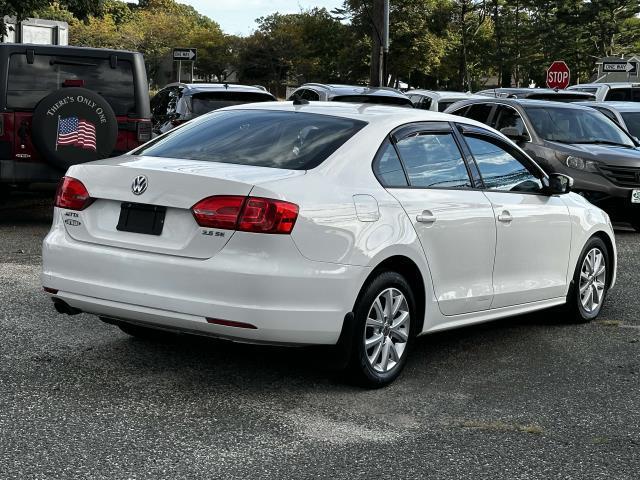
left=135, top=109, right=367, bottom=170
left=190, top=91, right=273, bottom=115
left=525, top=106, right=635, bottom=146
left=7, top=53, right=135, bottom=115
left=621, top=112, right=640, bottom=138
left=332, top=95, right=413, bottom=107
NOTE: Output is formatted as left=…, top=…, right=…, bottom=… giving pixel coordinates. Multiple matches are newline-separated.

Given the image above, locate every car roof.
left=219, top=100, right=496, bottom=131
left=162, top=83, right=274, bottom=96
left=298, top=83, right=409, bottom=99
left=406, top=90, right=484, bottom=100
left=450, top=97, right=598, bottom=110
left=0, top=43, right=140, bottom=57
left=569, top=82, right=640, bottom=89
left=476, top=87, right=592, bottom=98
left=576, top=101, right=640, bottom=112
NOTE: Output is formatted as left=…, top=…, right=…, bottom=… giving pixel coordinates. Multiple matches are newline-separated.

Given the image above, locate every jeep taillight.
left=54, top=176, right=94, bottom=211
left=137, top=120, right=152, bottom=143
left=191, top=196, right=299, bottom=234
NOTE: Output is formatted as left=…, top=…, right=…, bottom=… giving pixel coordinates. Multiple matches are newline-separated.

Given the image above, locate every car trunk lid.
left=61, top=156, right=305, bottom=259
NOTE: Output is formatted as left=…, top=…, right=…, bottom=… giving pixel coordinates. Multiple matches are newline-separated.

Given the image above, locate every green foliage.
left=11, top=0, right=640, bottom=90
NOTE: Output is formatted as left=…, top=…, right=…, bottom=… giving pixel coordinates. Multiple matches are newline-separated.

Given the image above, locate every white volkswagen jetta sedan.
left=42, top=102, right=616, bottom=387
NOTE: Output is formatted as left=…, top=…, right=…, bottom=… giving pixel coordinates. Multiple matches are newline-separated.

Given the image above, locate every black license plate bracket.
left=116, top=202, right=166, bottom=236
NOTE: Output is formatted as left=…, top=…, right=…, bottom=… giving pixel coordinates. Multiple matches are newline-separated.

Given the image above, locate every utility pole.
left=382, top=0, right=389, bottom=86
left=369, top=0, right=384, bottom=87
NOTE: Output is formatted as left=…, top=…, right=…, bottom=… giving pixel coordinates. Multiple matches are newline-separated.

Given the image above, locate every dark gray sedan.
left=446, top=98, right=640, bottom=229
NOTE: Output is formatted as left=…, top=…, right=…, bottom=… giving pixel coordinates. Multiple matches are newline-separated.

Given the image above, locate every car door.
left=383, top=122, right=497, bottom=316
left=459, top=126, right=572, bottom=308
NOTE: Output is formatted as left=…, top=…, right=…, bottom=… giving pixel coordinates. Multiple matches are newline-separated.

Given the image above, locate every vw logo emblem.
left=131, top=175, right=148, bottom=195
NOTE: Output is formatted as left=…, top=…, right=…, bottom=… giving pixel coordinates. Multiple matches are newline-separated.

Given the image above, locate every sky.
left=178, top=0, right=344, bottom=36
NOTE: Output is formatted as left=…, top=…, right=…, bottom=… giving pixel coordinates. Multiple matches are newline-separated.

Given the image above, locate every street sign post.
left=602, top=61, right=637, bottom=75
left=172, top=48, right=197, bottom=83
left=546, top=61, right=571, bottom=89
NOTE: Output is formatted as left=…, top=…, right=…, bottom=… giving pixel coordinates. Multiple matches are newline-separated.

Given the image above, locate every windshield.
left=621, top=112, right=640, bottom=138
left=190, top=91, right=274, bottom=116
left=525, top=106, right=635, bottom=146
left=331, top=95, right=413, bottom=107
left=135, top=109, right=367, bottom=170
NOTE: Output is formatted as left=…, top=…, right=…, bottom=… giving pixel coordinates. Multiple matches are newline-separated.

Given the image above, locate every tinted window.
left=150, top=90, right=169, bottom=118
left=373, top=142, right=408, bottom=187
left=136, top=110, right=367, bottom=170
left=621, top=112, right=640, bottom=138
left=437, top=100, right=461, bottom=112
left=493, top=106, right=527, bottom=135
left=395, top=133, right=471, bottom=188
left=465, top=103, right=493, bottom=123
left=410, top=95, right=432, bottom=110
left=300, top=89, right=320, bottom=101
left=332, top=95, right=413, bottom=107
left=7, top=53, right=135, bottom=115
left=605, top=88, right=631, bottom=101
left=525, top=106, right=634, bottom=146
left=190, top=91, right=274, bottom=115
left=593, top=107, right=619, bottom=124
left=465, top=136, right=542, bottom=192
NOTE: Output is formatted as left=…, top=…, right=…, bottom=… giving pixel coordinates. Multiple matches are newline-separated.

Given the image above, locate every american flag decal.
left=56, top=116, right=97, bottom=151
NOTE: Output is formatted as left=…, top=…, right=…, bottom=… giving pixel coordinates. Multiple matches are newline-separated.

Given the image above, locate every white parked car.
left=406, top=90, right=485, bottom=111
left=42, top=102, right=617, bottom=386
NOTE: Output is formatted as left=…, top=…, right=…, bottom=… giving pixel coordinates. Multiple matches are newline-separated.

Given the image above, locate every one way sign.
left=173, top=48, right=197, bottom=62
left=603, top=60, right=637, bottom=75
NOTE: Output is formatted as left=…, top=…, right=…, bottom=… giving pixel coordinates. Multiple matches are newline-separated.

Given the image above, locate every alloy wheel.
left=579, top=247, right=606, bottom=314
left=364, top=288, right=410, bottom=373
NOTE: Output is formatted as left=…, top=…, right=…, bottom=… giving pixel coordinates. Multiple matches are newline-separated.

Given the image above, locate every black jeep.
left=0, top=44, right=151, bottom=193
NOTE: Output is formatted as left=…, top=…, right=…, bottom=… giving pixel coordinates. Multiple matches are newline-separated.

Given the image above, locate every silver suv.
left=568, top=83, right=640, bottom=102
left=287, top=83, right=413, bottom=107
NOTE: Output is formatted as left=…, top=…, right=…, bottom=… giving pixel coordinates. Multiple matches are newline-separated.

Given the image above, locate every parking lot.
left=0, top=192, right=638, bottom=479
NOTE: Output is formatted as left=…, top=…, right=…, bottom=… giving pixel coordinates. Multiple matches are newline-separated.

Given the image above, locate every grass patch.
left=596, top=319, right=622, bottom=327
left=460, top=420, right=543, bottom=435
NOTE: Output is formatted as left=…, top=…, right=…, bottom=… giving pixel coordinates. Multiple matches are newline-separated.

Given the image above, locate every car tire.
left=116, top=322, right=170, bottom=340
left=563, top=237, right=610, bottom=323
left=347, top=271, right=416, bottom=388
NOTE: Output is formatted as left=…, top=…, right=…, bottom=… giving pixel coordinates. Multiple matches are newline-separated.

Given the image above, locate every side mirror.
left=543, top=173, right=573, bottom=195
left=500, top=126, right=529, bottom=143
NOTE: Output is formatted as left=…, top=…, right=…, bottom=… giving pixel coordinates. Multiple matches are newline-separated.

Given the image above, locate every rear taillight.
left=192, top=195, right=245, bottom=229
left=136, top=120, right=152, bottom=143
left=191, top=195, right=299, bottom=234
left=54, top=176, right=94, bottom=211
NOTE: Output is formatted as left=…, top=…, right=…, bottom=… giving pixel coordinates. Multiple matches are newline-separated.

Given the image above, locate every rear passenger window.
left=464, top=104, right=493, bottom=123
left=373, top=142, right=408, bottom=187
left=395, top=133, right=471, bottom=188
left=465, top=136, right=542, bottom=193
left=493, top=106, right=526, bottom=135
left=605, top=89, right=631, bottom=101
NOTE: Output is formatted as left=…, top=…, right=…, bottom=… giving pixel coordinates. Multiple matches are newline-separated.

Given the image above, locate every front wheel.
left=347, top=271, right=416, bottom=387
left=565, top=237, right=610, bottom=323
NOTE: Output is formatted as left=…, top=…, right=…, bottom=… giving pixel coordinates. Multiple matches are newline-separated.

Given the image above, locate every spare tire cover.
left=32, top=87, right=118, bottom=170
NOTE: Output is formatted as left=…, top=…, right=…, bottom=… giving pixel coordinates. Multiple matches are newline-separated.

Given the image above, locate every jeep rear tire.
left=31, top=87, right=118, bottom=171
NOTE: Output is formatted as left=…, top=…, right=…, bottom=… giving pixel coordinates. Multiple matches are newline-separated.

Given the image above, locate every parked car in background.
left=446, top=98, right=640, bottom=229
left=568, top=83, right=640, bottom=102
left=151, top=83, right=276, bottom=135
left=576, top=102, right=640, bottom=140
left=287, top=83, right=413, bottom=107
left=0, top=44, right=151, bottom=194
left=476, top=87, right=595, bottom=102
left=43, top=102, right=616, bottom=387
left=405, top=90, right=485, bottom=112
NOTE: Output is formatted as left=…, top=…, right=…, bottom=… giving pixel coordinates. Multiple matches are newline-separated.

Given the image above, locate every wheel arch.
left=590, top=230, right=616, bottom=288
left=353, top=255, right=427, bottom=335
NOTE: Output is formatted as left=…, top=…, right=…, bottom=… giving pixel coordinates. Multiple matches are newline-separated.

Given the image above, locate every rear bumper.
left=42, top=212, right=369, bottom=345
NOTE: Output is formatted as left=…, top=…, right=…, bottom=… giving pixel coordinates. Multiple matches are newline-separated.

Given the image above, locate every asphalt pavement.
left=1, top=192, right=639, bottom=479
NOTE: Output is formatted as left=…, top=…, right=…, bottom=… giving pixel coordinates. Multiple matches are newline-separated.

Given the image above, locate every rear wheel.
left=348, top=271, right=415, bottom=387
left=564, top=237, right=610, bottom=323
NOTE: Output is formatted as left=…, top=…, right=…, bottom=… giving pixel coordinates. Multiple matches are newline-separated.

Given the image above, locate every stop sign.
left=546, top=61, right=570, bottom=89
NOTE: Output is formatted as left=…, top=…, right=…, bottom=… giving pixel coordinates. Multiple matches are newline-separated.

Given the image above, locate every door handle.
left=497, top=211, right=513, bottom=223
left=416, top=210, right=436, bottom=224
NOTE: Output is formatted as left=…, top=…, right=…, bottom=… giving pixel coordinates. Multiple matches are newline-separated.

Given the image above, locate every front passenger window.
left=465, top=136, right=542, bottom=193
